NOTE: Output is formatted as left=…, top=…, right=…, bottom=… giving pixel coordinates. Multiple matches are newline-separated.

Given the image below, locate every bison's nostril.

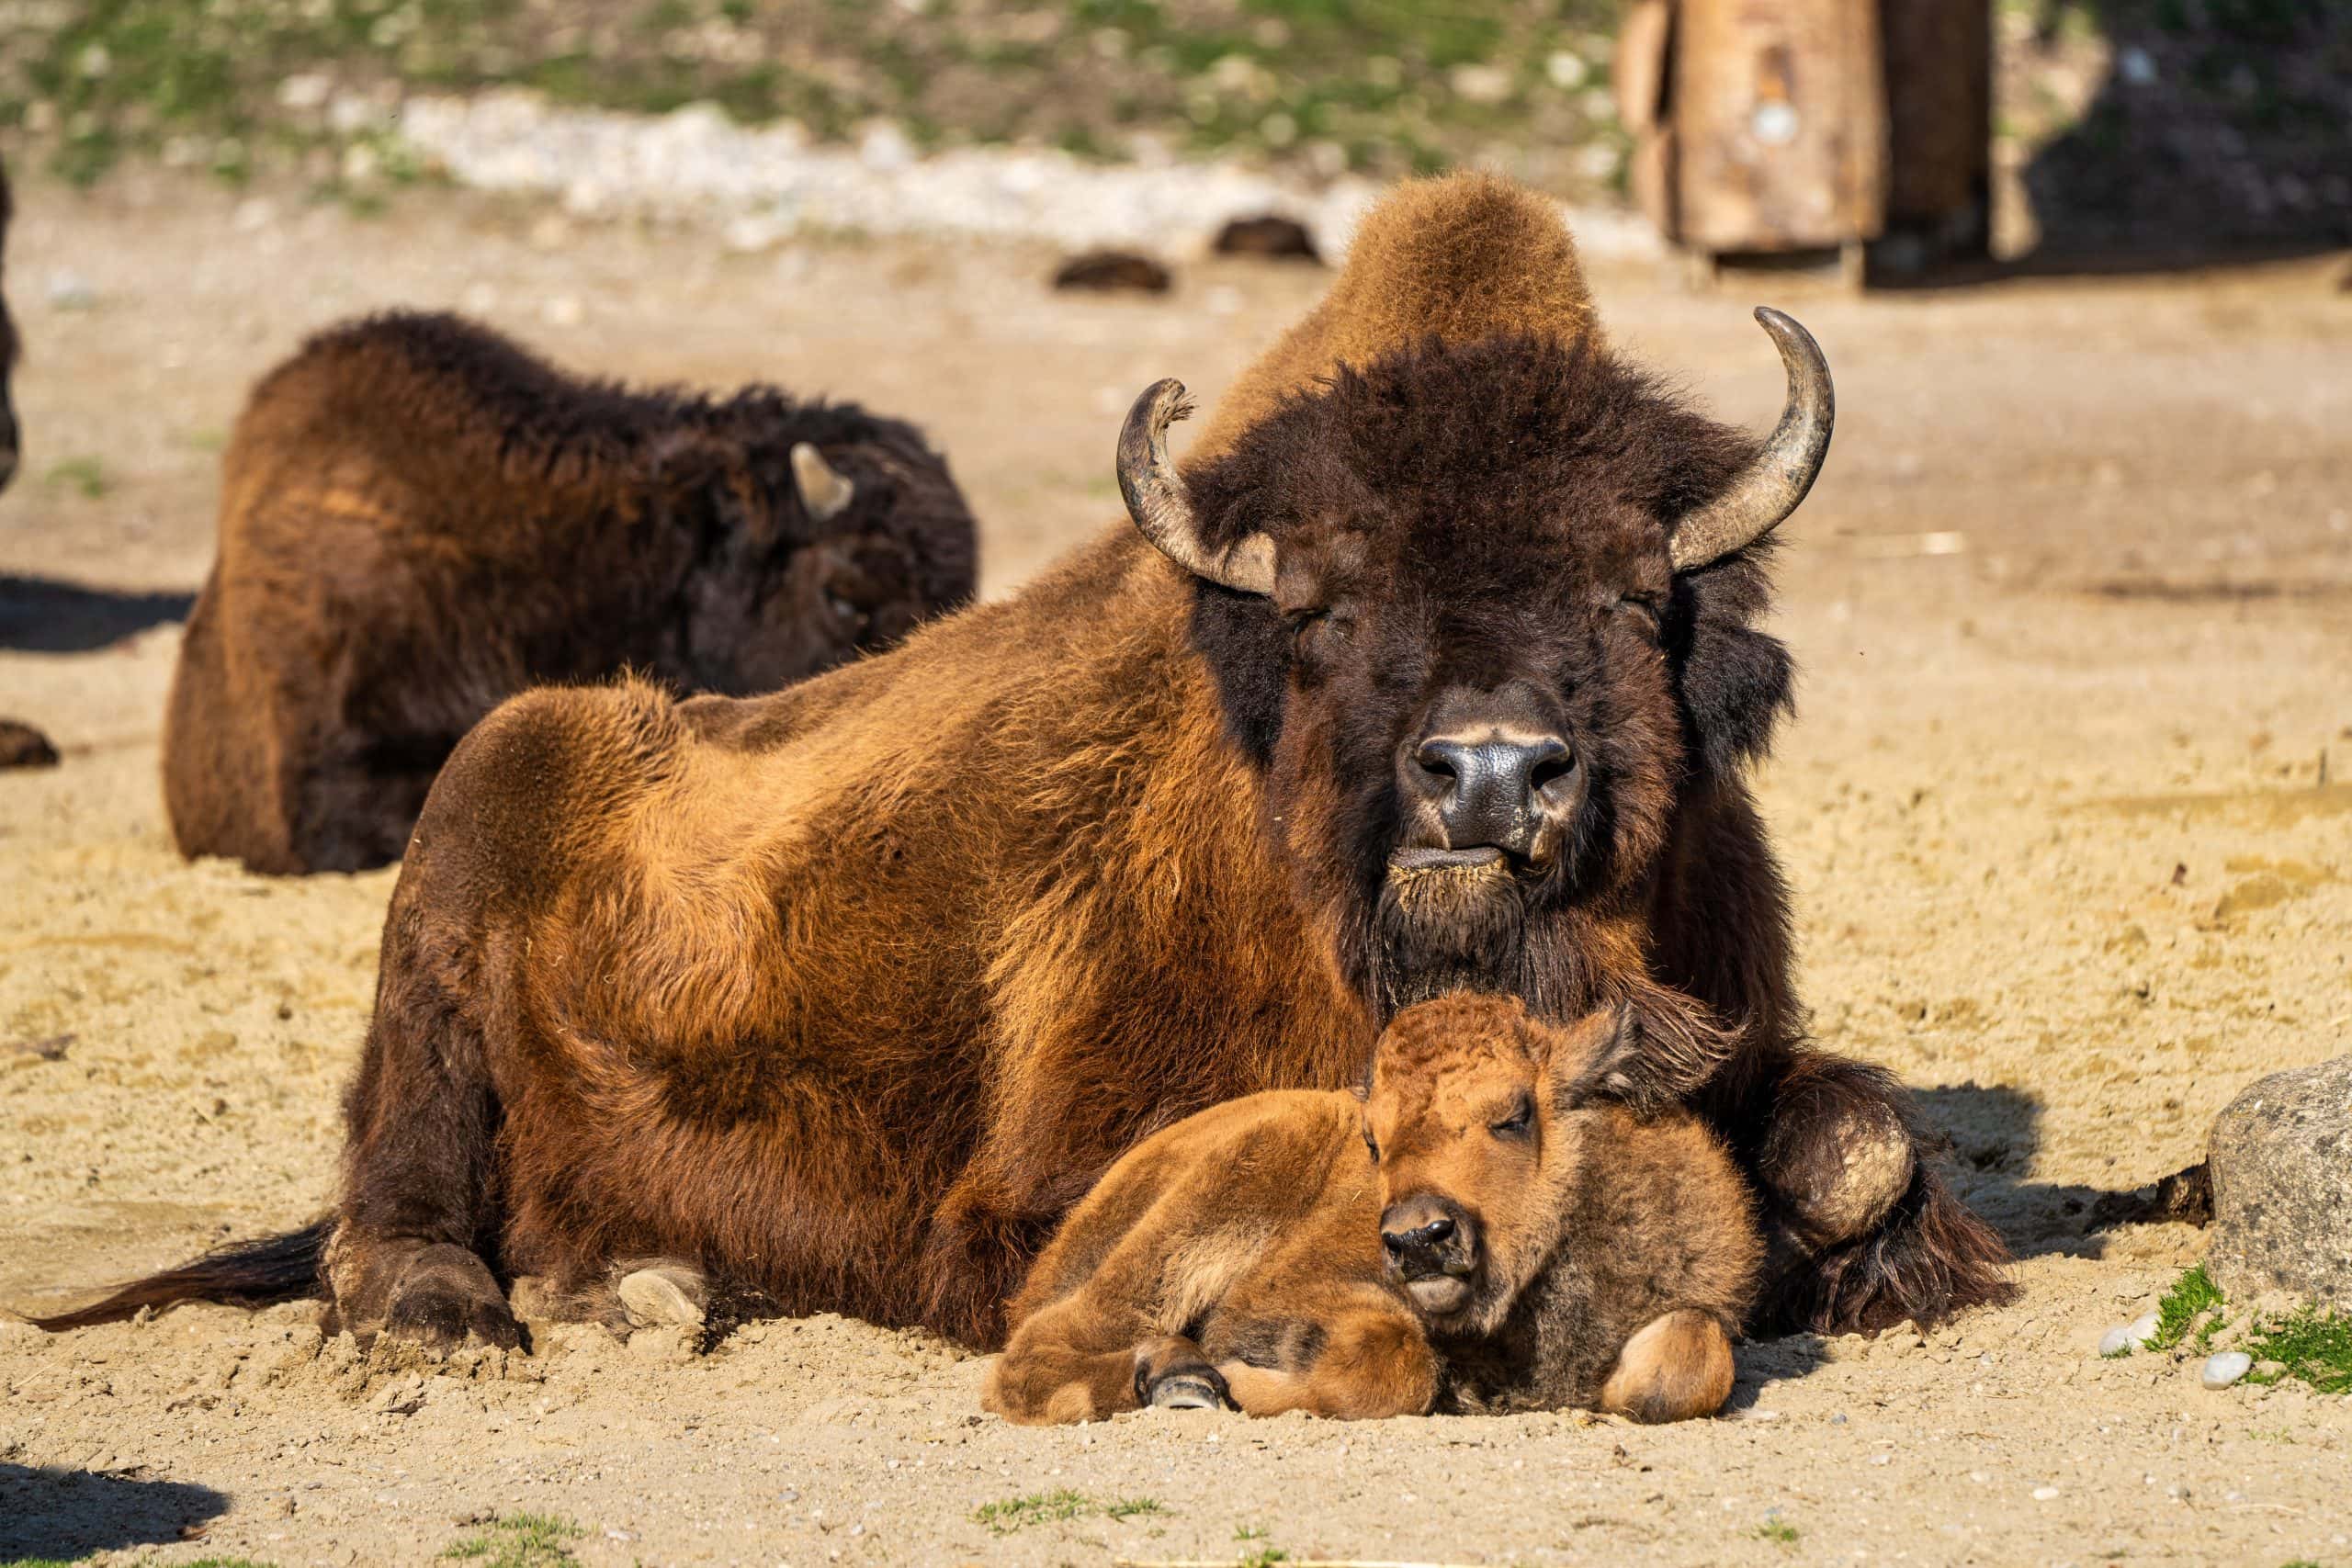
left=1529, top=744, right=1576, bottom=792
left=1381, top=1215, right=1456, bottom=1254
left=1411, top=744, right=1460, bottom=787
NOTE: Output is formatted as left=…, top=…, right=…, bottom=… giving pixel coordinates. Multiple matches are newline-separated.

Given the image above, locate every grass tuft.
left=2148, top=1263, right=2225, bottom=1349
left=441, top=1512, right=586, bottom=1568
left=44, top=456, right=110, bottom=499
left=972, top=1488, right=1164, bottom=1534
left=1757, top=1517, right=1801, bottom=1545
left=2135, top=1264, right=2352, bottom=1395
left=2243, top=1308, right=2352, bottom=1396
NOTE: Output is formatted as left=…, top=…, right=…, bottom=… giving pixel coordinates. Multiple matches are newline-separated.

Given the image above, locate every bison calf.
left=985, top=993, right=1761, bottom=1425
left=164, top=310, right=977, bottom=874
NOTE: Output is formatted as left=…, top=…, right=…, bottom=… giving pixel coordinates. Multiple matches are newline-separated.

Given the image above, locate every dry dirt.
left=2, top=171, right=2349, bottom=1568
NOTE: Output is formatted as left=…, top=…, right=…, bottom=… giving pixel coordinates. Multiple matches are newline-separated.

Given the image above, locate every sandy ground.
left=2, top=169, right=2349, bottom=1567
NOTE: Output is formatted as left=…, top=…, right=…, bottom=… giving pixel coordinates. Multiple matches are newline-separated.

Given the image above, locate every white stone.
left=278, top=73, right=332, bottom=112
left=2201, top=1351, right=2252, bottom=1390
left=1449, top=64, right=1514, bottom=105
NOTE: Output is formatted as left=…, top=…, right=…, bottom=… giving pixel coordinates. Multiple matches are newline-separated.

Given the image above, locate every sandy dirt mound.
left=2, top=175, right=2348, bottom=1565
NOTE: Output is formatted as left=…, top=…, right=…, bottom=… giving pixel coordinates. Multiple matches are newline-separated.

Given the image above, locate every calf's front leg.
left=1598, top=1309, right=1736, bottom=1423
left=1209, top=1304, right=1439, bottom=1420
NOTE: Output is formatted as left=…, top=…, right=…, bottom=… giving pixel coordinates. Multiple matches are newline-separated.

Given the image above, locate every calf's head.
left=1125, top=311, right=1827, bottom=1013
left=1361, top=991, right=1734, bottom=1334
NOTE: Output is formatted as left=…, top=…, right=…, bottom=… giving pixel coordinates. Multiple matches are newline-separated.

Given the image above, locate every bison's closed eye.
left=1363, top=1125, right=1381, bottom=1163
left=1489, top=1097, right=1534, bottom=1137
left=1615, top=592, right=1666, bottom=633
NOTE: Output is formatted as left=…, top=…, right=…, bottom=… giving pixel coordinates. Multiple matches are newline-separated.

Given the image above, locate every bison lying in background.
left=986, top=993, right=1759, bottom=1424
left=46, top=173, right=2010, bottom=1349
left=163, top=310, right=977, bottom=874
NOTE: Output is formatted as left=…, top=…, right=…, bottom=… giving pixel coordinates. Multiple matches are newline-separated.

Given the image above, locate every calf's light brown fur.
left=985, top=995, right=1759, bottom=1424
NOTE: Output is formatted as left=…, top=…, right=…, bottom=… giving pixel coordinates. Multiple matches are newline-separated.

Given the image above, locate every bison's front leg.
left=1747, top=1053, right=2015, bottom=1334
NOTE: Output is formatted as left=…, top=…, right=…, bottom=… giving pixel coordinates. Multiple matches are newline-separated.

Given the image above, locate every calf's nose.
left=1380, top=1213, right=1455, bottom=1258
left=1404, top=732, right=1576, bottom=859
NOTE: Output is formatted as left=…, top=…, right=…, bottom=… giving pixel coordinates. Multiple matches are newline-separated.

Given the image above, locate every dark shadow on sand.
left=0, top=1462, right=228, bottom=1562
left=0, top=575, right=195, bottom=654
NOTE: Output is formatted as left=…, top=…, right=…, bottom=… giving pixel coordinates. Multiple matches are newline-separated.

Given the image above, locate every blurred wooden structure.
left=1617, top=0, right=1992, bottom=281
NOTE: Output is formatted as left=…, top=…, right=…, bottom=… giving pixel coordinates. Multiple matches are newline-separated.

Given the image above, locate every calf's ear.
left=1557, top=988, right=1740, bottom=1118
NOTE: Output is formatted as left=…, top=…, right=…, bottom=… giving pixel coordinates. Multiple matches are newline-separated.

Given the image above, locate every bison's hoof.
left=616, top=1266, right=708, bottom=1329
left=382, top=1244, right=523, bottom=1350
left=1147, top=1370, right=1231, bottom=1412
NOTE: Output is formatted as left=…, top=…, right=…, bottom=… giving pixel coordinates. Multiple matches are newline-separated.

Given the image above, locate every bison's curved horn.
left=1117, top=378, right=1276, bottom=596
left=1668, top=307, right=1834, bottom=572
left=792, top=442, right=856, bottom=524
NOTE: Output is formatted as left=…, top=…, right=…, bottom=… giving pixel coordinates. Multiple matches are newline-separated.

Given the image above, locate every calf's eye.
left=1363, top=1126, right=1380, bottom=1163
left=1489, top=1099, right=1533, bottom=1137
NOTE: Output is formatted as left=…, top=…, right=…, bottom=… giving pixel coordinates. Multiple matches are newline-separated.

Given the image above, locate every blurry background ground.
left=0, top=169, right=2346, bottom=1565
left=0, top=0, right=2346, bottom=254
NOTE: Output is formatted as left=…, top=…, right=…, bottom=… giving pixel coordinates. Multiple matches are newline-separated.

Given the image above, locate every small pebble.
left=2098, top=1311, right=2160, bottom=1357
left=2201, top=1351, right=2252, bottom=1390
left=2031, top=1486, right=2061, bottom=1501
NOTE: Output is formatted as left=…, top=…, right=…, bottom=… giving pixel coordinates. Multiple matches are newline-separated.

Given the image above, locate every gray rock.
left=2207, top=1055, right=2352, bottom=1312
left=2201, top=1350, right=2251, bottom=1390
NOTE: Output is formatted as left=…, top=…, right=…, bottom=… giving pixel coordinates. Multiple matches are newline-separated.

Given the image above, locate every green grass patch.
left=1757, top=1517, right=1802, bottom=1545
left=440, top=1512, right=586, bottom=1568
left=44, top=456, right=109, bottom=498
left=1, top=0, right=1632, bottom=195
left=2243, top=1308, right=2352, bottom=1396
left=971, top=1488, right=1165, bottom=1535
left=2127, top=1264, right=2352, bottom=1395
left=2147, top=1263, right=2226, bottom=1349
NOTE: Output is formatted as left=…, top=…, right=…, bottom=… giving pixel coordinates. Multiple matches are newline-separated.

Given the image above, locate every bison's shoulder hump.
left=411, top=678, right=685, bottom=878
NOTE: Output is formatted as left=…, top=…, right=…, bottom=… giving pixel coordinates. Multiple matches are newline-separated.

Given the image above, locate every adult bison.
left=163, top=310, right=977, bottom=874
left=45, top=174, right=2009, bottom=1348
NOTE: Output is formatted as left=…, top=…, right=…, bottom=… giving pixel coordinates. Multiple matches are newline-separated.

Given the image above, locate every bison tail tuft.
left=1758, top=1164, right=2018, bottom=1337
left=28, top=1219, right=330, bottom=1332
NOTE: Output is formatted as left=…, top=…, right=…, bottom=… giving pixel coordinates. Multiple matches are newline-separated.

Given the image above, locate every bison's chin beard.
left=1371, top=848, right=1531, bottom=1020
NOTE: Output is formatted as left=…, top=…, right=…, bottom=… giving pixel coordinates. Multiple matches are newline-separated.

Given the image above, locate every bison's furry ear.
left=650, top=429, right=775, bottom=550
left=1668, top=548, right=1795, bottom=780
left=1558, top=987, right=1740, bottom=1118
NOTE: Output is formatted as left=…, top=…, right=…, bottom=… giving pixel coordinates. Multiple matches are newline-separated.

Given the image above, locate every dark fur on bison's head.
left=1172, top=331, right=1798, bottom=1023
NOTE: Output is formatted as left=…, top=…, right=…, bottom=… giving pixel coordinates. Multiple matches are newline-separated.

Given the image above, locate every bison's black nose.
left=1380, top=1213, right=1455, bottom=1257
left=1403, top=733, right=1576, bottom=860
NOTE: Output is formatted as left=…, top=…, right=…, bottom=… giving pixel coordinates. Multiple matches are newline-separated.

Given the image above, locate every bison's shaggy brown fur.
left=162, top=310, right=977, bottom=874
left=45, top=173, right=2010, bottom=1349
left=986, top=995, right=1758, bottom=1425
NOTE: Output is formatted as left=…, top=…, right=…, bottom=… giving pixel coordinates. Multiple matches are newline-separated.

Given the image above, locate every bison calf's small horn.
left=1117, top=378, right=1277, bottom=596
left=791, top=441, right=855, bottom=523
left=1667, top=307, right=1834, bottom=572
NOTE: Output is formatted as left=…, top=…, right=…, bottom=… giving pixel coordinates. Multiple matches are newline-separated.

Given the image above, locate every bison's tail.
left=28, top=1219, right=331, bottom=1332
